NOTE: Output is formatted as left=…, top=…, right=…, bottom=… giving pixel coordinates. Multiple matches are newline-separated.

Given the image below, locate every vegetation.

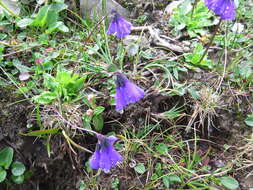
left=0, top=0, right=252, bottom=189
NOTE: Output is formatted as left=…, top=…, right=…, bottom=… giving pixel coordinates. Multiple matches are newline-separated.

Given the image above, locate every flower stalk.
left=197, top=18, right=222, bottom=64
left=62, top=130, right=92, bottom=153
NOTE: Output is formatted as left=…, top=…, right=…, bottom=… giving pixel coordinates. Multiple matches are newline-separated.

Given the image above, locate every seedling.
left=0, top=147, right=27, bottom=185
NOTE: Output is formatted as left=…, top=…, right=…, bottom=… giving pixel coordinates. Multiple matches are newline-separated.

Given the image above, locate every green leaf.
left=11, top=161, right=26, bottom=176
left=0, top=147, right=14, bottom=169
left=58, top=22, right=69, bottom=33
left=79, top=180, right=86, bottom=190
left=17, top=18, right=33, bottom=28
left=13, top=59, right=31, bottom=73
left=50, top=2, right=68, bottom=13
left=134, top=163, right=145, bottom=174
left=32, top=3, right=68, bottom=33
left=150, top=173, right=158, bottom=181
left=184, top=42, right=213, bottom=69
left=168, top=174, right=181, bottom=183
left=155, top=163, right=163, bottom=176
left=244, top=114, right=253, bottom=127
left=46, top=21, right=69, bottom=33
left=188, top=88, right=200, bottom=99
left=209, top=187, right=220, bottom=190
left=56, top=71, right=71, bottom=84
left=93, top=106, right=105, bottom=115
left=43, top=73, right=58, bottom=90
left=33, top=91, right=57, bottom=104
left=220, top=176, right=239, bottom=190
left=156, top=143, right=168, bottom=155
left=67, top=76, right=85, bottom=93
left=92, top=114, right=104, bottom=131
left=162, top=176, right=170, bottom=188
left=107, top=64, right=118, bottom=72
left=11, top=174, right=24, bottom=184
left=32, top=5, right=51, bottom=27
left=0, top=168, right=7, bottom=183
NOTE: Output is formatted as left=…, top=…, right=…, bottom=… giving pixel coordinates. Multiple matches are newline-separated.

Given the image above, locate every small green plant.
left=150, top=163, right=182, bottom=188
left=134, top=162, right=146, bottom=174
left=0, top=147, right=27, bottom=185
left=134, top=15, right=148, bottom=24
left=34, top=66, right=85, bottom=104
left=244, top=114, right=253, bottom=127
left=142, top=59, right=187, bottom=87
left=169, top=1, right=214, bottom=37
left=17, top=2, right=69, bottom=33
left=83, top=95, right=105, bottom=131
left=111, top=177, right=120, bottom=190
left=219, top=176, right=239, bottom=190
left=184, top=42, right=213, bottom=69
left=229, top=61, right=253, bottom=88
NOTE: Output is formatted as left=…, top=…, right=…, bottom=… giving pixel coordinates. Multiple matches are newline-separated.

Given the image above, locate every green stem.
left=62, top=130, right=92, bottom=153
left=0, top=0, right=19, bottom=18
left=0, top=65, right=29, bottom=99
left=197, top=19, right=222, bottom=64
left=102, top=0, right=108, bottom=25
left=191, top=0, right=198, bottom=19
left=0, top=41, right=12, bottom=46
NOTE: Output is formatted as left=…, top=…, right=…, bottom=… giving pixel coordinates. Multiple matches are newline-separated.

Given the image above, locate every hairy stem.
left=197, top=19, right=222, bottom=64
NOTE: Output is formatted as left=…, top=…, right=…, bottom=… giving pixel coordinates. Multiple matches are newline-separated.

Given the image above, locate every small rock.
left=193, top=73, right=202, bottom=80
left=80, top=0, right=129, bottom=19
left=19, top=72, right=30, bottom=81
left=123, top=35, right=149, bottom=47
left=232, top=23, right=244, bottom=33
left=123, top=35, right=149, bottom=56
left=126, top=43, right=139, bottom=56
left=213, top=160, right=225, bottom=168
left=164, top=0, right=183, bottom=15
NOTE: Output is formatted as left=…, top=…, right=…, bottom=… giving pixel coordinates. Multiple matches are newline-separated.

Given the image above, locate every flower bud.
left=87, top=94, right=95, bottom=102
left=86, top=109, right=93, bottom=116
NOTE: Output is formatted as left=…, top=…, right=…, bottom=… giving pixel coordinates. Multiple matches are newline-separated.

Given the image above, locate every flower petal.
left=115, top=73, right=145, bottom=111
left=204, top=0, right=235, bottom=20
left=99, top=147, right=112, bottom=172
left=89, top=147, right=100, bottom=169
left=116, top=87, right=128, bottom=111
left=108, top=147, right=123, bottom=167
left=107, top=21, right=117, bottom=35
left=107, top=136, right=118, bottom=145
left=124, top=81, right=145, bottom=104
left=107, top=11, right=132, bottom=38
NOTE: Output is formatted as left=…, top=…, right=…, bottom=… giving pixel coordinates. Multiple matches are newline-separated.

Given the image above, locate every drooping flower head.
left=89, top=135, right=123, bottom=173
left=115, top=72, right=145, bottom=111
left=107, top=10, right=132, bottom=38
left=204, top=0, right=236, bottom=20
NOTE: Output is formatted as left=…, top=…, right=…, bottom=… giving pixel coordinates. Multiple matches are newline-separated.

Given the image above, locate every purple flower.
left=115, top=72, right=145, bottom=111
left=204, top=0, right=236, bottom=20
left=89, top=135, right=123, bottom=173
left=107, top=10, right=132, bottom=38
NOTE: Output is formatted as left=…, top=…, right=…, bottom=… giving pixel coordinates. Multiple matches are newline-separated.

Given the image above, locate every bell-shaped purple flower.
left=107, top=10, right=132, bottom=38
left=115, top=72, right=145, bottom=111
left=204, top=0, right=236, bottom=20
left=89, top=135, right=123, bottom=173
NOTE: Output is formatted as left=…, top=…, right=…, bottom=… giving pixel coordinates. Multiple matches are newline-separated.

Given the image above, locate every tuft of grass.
left=186, top=87, right=221, bottom=135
